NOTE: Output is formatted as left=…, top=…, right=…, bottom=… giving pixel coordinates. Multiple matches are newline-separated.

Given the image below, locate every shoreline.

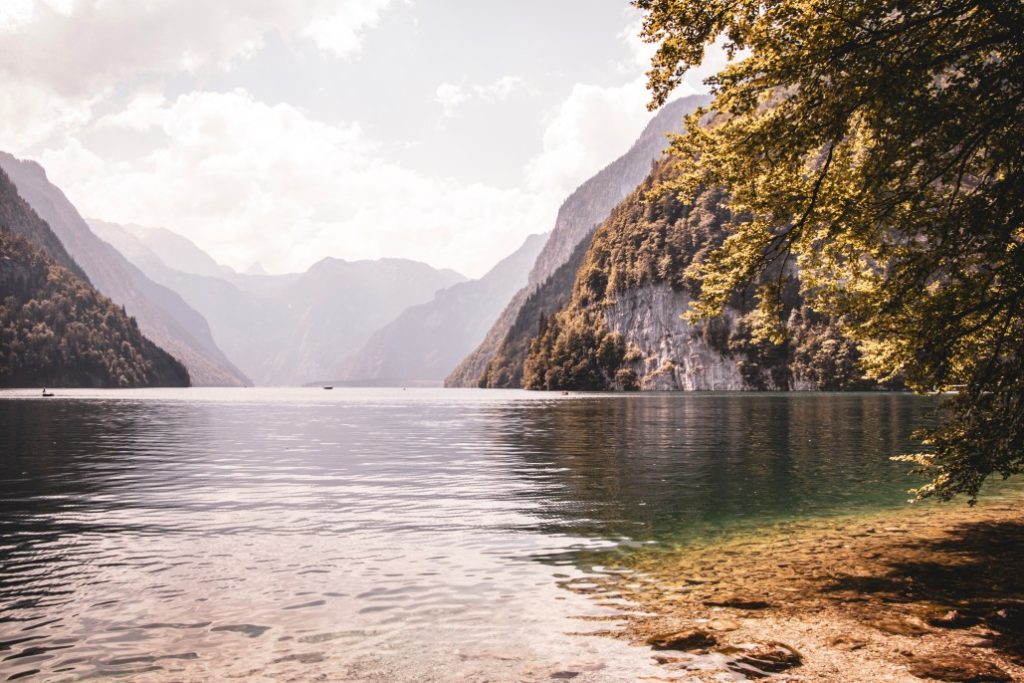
left=574, top=496, right=1024, bottom=681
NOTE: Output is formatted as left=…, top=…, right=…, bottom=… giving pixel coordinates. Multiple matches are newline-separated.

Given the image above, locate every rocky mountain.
left=0, top=168, right=188, bottom=388
left=520, top=157, right=881, bottom=392
left=446, top=94, right=712, bottom=387
left=0, top=152, right=249, bottom=386
left=90, top=222, right=469, bottom=386
left=330, top=232, right=547, bottom=385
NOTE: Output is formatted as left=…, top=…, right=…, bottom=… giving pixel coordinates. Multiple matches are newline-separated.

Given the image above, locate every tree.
left=634, top=0, right=1024, bottom=500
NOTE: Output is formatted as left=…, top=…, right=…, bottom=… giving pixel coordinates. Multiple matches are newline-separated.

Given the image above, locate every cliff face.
left=445, top=95, right=712, bottom=387
left=0, top=152, right=249, bottom=386
left=520, top=157, right=880, bottom=392
left=602, top=284, right=748, bottom=390
left=0, top=171, right=189, bottom=388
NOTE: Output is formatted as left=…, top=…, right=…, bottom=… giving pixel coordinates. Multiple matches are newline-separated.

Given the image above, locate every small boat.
left=323, top=386, right=333, bottom=390
left=41, top=388, right=54, bottom=397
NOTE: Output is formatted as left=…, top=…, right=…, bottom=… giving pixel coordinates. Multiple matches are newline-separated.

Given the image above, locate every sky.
left=0, top=0, right=725, bottom=278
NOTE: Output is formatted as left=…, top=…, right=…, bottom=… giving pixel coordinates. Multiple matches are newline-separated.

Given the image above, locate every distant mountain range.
left=92, top=220, right=467, bottom=386
left=0, top=167, right=188, bottom=388
left=327, top=232, right=546, bottom=385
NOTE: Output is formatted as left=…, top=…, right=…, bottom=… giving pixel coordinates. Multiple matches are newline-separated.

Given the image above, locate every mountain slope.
left=266, top=258, right=466, bottom=385
left=0, top=169, right=188, bottom=388
left=332, top=232, right=547, bottom=385
left=446, top=94, right=712, bottom=387
left=476, top=232, right=593, bottom=388
left=90, top=220, right=232, bottom=279
left=521, top=157, right=880, bottom=392
left=0, top=152, right=249, bottom=386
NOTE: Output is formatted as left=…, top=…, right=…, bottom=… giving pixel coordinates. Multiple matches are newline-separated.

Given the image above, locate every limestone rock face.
left=603, top=284, right=747, bottom=391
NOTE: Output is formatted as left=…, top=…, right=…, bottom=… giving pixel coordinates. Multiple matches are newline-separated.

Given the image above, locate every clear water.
left=0, top=389, right=939, bottom=681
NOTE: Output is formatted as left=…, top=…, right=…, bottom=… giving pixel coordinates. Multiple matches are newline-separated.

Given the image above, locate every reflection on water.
left=0, top=389, right=935, bottom=681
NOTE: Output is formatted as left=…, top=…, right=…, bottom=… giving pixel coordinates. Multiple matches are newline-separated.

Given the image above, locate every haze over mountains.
left=1, top=96, right=726, bottom=390
left=92, top=219, right=467, bottom=386
left=331, top=232, right=547, bottom=385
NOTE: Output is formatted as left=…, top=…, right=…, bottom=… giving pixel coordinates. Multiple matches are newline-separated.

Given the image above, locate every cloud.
left=0, top=0, right=396, bottom=96
left=302, top=0, right=394, bottom=58
left=435, top=75, right=525, bottom=118
left=523, top=20, right=731, bottom=201
left=0, top=81, right=98, bottom=154
left=524, top=78, right=653, bottom=199
left=435, top=83, right=469, bottom=118
left=38, top=89, right=553, bottom=278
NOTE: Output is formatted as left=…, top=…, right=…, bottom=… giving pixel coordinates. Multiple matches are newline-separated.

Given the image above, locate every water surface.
left=0, top=389, right=937, bottom=681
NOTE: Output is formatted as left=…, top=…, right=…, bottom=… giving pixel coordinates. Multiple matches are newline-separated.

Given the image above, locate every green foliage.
left=635, top=0, right=1024, bottom=499
left=0, top=227, right=189, bottom=388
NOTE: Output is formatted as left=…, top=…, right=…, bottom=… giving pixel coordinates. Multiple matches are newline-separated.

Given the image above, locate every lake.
left=0, top=389, right=937, bottom=681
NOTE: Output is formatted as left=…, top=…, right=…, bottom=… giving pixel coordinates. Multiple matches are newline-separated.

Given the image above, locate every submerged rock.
left=705, top=617, right=741, bottom=632
left=729, top=642, right=803, bottom=678
left=647, top=628, right=718, bottom=651
left=874, top=615, right=930, bottom=636
left=826, top=634, right=867, bottom=651
left=704, top=598, right=773, bottom=610
left=928, top=609, right=980, bottom=629
left=907, top=655, right=1012, bottom=682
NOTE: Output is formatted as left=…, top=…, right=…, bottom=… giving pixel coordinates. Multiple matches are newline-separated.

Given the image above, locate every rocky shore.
left=570, top=496, right=1024, bottom=681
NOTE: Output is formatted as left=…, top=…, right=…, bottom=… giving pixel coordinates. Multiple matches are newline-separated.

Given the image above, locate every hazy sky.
left=0, top=0, right=724, bottom=278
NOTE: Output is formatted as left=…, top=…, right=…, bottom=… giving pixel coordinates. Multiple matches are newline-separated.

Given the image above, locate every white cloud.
left=0, top=0, right=396, bottom=95
left=0, top=81, right=99, bottom=154
left=524, top=23, right=730, bottom=201
left=302, top=0, right=394, bottom=58
left=475, top=75, right=525, bottom=103
left=435, top=83, right=468, bottom=118
left=38, top=89, right=553, bottom=279
left=524, top=78, right=653, bottom=199
left=435, top=75, right=525, bottom=118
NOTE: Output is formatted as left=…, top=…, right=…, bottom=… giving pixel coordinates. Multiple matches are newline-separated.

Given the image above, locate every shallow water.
left=0, top=389, right=937, bottom=681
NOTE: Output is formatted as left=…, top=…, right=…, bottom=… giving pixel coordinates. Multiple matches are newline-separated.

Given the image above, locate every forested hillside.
left=0, top=152, right=247, bottom=386
left=521, top=158, right=884, bottom=392
left=0, top=171, right=189, bottom=387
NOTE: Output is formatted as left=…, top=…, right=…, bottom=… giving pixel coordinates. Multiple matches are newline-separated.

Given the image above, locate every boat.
left=41, top=388, right=54, bottom=397
left=323, top=386, right=333, bottom=390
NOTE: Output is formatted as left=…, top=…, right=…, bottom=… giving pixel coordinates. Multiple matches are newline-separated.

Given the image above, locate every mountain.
left=520, top=157, right=882, bottom=391
left=446, top=94, right=712, bottom=387
left=90, top=221, right=233, bottom=279
left=0, top=168, right=189, bottom=388
left=260, top=258, right=466, bottom=385
left=0, top=152, right=249, bottom=386
left=330, top=232, right=547, bottom=385
left=88, top=224, right=469, bottom=386
left=475, top=232, right=593, bottom=388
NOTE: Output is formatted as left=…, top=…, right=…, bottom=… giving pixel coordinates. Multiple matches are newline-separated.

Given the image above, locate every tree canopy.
left=634, top=0, right=1024, bottom=500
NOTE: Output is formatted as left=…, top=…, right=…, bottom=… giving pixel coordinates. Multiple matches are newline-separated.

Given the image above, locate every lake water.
left=0, top=389, right=938, bottom=681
